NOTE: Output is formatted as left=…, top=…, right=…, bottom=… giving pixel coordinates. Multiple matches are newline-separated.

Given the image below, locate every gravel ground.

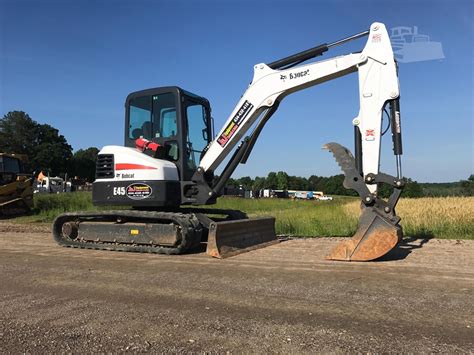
left=0, top=222, right=473, bottom=353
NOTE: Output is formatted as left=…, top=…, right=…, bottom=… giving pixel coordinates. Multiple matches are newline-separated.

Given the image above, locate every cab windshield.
left=128, top=93, right=178, bottom=141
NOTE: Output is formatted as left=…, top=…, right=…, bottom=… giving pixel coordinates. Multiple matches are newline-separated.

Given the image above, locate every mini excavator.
left=53, top=22, right=406, bottom=261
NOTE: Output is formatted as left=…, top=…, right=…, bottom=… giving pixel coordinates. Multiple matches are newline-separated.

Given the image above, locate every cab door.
left=182, top=98, right=211, bottom=181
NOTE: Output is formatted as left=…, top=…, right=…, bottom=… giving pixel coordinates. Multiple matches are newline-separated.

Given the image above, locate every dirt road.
left=0, top=223, right=473, bottom=353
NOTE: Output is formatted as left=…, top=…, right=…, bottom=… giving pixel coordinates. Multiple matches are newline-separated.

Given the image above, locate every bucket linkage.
left=324, top=143, right=405, bottom=261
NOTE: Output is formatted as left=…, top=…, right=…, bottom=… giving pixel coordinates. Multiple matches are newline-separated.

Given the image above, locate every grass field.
left=210, top=196, right=360, bottom=237
left=345, top=197, right=474, bottom=239
left=12, top=192, right=474, bottom=239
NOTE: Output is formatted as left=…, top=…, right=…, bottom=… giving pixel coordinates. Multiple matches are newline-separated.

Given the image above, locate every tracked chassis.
left=52, top=209, right=277, bottom=257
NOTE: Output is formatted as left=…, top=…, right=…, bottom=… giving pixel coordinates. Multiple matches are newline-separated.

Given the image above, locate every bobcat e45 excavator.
left=53, top=22, right=406, bottom=261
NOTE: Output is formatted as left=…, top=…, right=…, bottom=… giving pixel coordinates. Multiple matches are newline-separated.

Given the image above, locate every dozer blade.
left=206, top=217, right=278, bottom=258
left=326, top=206, right=402, bottom=261
left=0, top=197, right=31, bottom=217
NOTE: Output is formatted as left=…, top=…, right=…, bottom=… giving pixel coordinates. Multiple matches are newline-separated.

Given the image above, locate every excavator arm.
left=193, top=22, right=406, bottom=261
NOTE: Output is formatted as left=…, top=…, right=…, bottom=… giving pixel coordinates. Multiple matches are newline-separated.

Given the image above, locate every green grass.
left=209, top=196, right=358, bottom=236
left=9, top=192, right=474, bottom=239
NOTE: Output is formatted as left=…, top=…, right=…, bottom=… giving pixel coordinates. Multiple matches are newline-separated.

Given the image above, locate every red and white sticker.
left=365, top=129, right=376, bottom=141
left=372, top=34, right=382, bottom=43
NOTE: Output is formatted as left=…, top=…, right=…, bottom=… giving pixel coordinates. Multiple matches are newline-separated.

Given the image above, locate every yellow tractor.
left=0, top=153, right=34, bottom=217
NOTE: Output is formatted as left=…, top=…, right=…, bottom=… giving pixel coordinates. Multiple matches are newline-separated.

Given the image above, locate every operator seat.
left=142, top=121, right=153, bottom=139
left=131, top=128, right=143, bottom=139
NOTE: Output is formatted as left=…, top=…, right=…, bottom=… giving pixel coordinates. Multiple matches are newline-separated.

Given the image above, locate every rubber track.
left=52, top=210, right=202, bottom=255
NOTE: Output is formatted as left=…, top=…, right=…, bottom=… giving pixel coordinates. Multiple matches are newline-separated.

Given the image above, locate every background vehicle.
left=0, top=153, right=34, bottom=216
left=293, top=191, right=314, bottom=200
left=53, top=22, right=406, bottom=261
left=35, top=172, right=71, bottom=194
left=318, top=196, right=333, bottom=201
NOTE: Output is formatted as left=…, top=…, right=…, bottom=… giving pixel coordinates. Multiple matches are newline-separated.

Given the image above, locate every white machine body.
left=98, top=145, right=179, bottom=182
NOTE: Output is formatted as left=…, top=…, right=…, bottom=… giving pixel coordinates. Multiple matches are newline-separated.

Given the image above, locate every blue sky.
left=0, top=0, right=472, bottom=182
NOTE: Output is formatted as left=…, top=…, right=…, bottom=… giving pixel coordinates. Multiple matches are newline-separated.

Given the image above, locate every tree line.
left=227, top=173, right=473, bottom=198
left=0, top=111, right=98, bottom=181
left=1, top=111, right=472, bottom=196
left=226, top=172, right=426, bottom=198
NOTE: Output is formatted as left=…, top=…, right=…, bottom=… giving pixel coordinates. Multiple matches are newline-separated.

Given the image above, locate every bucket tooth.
left=206, top=217, right=278, bottom=258
left=327, top=207, right=402, bottom=261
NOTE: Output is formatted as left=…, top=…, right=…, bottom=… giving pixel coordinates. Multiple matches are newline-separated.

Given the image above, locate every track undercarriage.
left=53, top=209, right=277, bottom=258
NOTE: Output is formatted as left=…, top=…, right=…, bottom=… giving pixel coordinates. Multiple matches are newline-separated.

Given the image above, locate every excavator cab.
left=124, top=87, right=213, bottom=182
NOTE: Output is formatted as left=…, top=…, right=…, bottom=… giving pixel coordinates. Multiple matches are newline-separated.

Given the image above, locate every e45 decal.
left=113, top=187, right=126, bottom=196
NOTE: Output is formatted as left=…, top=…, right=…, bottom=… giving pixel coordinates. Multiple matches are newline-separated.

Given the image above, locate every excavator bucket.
left=324, top=142, right=404, bottom=262
left=206, top=217, right=278, bottom=258
left=326, top=206, right=402, bottom=261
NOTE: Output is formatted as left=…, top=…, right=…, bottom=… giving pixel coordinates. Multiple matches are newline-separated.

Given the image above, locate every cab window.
left=128, top=93, right=177, bottom=141
left=129, top=96, right=152, bottom=140
left=185, top=102, right=209, bottom=170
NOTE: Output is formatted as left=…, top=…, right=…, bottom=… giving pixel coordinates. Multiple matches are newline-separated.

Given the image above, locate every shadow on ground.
left=377, top=233, right=434, bottom=261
